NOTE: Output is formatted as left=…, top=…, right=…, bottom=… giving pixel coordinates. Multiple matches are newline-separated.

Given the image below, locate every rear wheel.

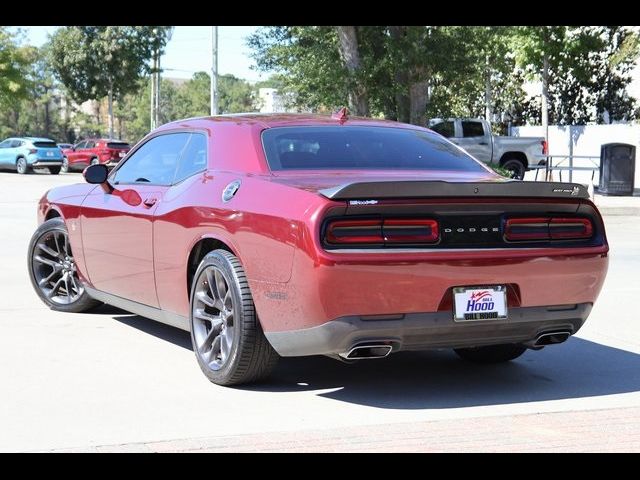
left=90, top=157, right=99, bottom=166
left=501, top=158, right=526, bottom=180
left=28, top=218, right=101, bottom=313
left=190, top=249, right=278, bottom=386
left=61, top=157, right=69, bottom=173
left=16, top=157, right=29, bottom=174
left=454, top=344, right=527, bottom=364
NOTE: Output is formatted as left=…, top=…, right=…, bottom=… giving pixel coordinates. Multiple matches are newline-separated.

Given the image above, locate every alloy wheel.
left=192, top=266, right=236, bottom=371
left=17, top=158, right=27, bottom=174
left=61, top=157, right=69, bottom=173
left=31, top=229, right=83, bottom=304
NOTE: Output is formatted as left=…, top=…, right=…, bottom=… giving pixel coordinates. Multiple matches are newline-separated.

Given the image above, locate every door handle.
left=143, top=197, right=157, bottom=207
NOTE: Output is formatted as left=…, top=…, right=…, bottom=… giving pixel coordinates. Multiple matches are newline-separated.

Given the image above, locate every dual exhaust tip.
left=339, top=330, right=572, bottom=360
left=339, top=343, right=393, bottom=360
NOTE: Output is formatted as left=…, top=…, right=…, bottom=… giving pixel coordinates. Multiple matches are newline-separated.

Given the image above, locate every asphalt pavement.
left=1, top=170, right=639, bottom=452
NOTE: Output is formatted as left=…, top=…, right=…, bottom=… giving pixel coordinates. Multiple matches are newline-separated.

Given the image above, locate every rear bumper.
left=265, top=303, right=592, bottom=357
left=31, top=160, right=63, bottom=167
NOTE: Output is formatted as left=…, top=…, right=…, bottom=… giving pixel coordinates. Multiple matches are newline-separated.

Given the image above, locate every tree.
left=0, top=27, right=32, bottom=110
left=49, top=26, right=172, bottom=138
left=335, top=26, right=369, bottom=115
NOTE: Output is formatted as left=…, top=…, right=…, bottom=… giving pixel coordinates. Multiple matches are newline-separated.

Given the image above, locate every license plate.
left=46, top=151, right=54, bottom=157
left=453, top=285, right=507, bottom=321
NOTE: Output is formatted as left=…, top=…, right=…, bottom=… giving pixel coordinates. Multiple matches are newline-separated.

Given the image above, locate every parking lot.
left=1, top=170, right=640, bottom=452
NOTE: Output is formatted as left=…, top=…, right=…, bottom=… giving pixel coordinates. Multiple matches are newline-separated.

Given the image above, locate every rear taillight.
left=541, top=140, right=548, bottom=155
left=549, top=217, right=593, bottom=239
left=29, top=148, right=37, bottom=154
left=326, top=219, right=383, bottom=245
left=325, top=218, right=440, bottom=246
left=505, top=217, right=593, bottom=242
left=383, top=219, right=439, bottom=244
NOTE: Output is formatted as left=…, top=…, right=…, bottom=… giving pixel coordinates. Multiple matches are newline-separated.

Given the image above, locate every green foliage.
left=0, top=27, right=32, bottom=109
left=49, top=26, right=172, bottom=103
left=250, top=26, right=640, bottom=127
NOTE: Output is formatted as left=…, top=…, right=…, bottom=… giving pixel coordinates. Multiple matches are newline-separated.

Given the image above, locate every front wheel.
left=61, top=157, right=69, bottom=173
left=16, top=157, right=30, bottom=174
left=501, top=158, right=526, bottom=180
left=190, top=249, right=278, bottom=386
left=28, top=218, right=102, bottom=313
left=454, top=344, right=527, bottom=364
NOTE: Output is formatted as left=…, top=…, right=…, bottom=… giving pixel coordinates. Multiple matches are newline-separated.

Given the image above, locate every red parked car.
left=60, top=138, right=130, bottom=173
left=27, top=113, right=609, bottom=386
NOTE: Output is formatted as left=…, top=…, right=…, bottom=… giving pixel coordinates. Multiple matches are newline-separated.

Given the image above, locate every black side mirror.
left=83, top=164, right=112, bottom=193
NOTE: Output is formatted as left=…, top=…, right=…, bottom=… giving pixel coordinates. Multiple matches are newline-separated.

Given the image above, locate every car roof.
left=160, top=112, right=425, bottom=131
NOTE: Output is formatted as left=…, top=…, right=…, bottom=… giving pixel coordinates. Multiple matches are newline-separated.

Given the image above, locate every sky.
left=15, top=26, right=274, bottom=83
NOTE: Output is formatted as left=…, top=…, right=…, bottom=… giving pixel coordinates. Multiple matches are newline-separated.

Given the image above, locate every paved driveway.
left=1, top=171, right=638, bottom=452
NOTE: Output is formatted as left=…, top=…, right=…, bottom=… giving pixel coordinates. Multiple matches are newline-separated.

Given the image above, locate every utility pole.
left=211, top=26, right=218, bottom=115
left=150, top=50, right=157, bottom=131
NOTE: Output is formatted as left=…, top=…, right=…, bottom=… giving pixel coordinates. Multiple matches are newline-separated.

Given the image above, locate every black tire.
left=49, top=167, right=61, bottom=175
left=28, top=218, right=102, bottom=313
left=454, top=344, right=527, bottom=364
left=61, top=157, right=70, bottom=173
left=501, top=158, right=526, bottom=180
left=16, top=157, right=30, bottom=174
left=189, top=249, right=278, bottom=386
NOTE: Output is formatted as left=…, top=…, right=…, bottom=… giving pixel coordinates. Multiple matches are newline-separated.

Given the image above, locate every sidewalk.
left=47, top=406, right=640, bottom=452
left=593, top=190, right=640, bottom=216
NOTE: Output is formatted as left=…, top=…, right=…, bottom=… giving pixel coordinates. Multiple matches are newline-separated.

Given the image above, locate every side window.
left=461, top=121, right=485, bottom=138
left=75, top=141, right=86, bottom=149
left=0, top=140, right=10, bottom=148
left=173, top=133, right=207, bottom=184
left=10, top=140, right=23, bottom=148
left=84, top=141, right=95, bottom=149
left=431, top=121, right=455, bottom=138
left=112, top=133, right=190, bottom=186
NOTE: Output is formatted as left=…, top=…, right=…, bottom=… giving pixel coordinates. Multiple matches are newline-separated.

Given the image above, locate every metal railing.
left=533, top=154, right=600, bottom=183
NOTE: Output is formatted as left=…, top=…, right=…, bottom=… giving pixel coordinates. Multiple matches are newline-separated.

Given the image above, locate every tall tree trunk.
left=409, top=78, right=429, bottom=126
left=336, top=26, right=369, bottom=116
left=108, top=86, right=114, bottom=139
left=484, top=55, right=492, bottom=122
left=389, top=26, right=410, bottom=123
left=44, top=91, right=51, bottom=137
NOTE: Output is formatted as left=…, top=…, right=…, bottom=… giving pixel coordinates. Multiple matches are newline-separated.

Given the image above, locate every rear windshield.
left=107, top=142, right=130, bottom=149
left=262, top=126, right=486, bottom=172
left=33, top=141, right=58, bottom=148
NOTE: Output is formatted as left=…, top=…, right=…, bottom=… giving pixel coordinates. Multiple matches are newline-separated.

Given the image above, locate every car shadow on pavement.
left=251, top=337, right=640, bottom=409
left=106, top=312, right=640, bottom=409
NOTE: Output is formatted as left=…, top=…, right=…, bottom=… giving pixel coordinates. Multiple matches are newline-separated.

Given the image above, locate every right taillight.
left=549, top=217, right=593, bottom=239
left=504, top=217, right=593, bottom=242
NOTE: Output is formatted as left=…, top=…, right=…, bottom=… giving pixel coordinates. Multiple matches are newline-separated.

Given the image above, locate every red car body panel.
left=37, top=114, right=609, bottom=356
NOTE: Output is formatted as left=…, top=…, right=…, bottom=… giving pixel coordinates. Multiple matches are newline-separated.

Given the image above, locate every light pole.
left=211, top=26, right=218, bottom=115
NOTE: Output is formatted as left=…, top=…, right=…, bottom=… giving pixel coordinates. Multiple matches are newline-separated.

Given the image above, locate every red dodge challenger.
left=27, top=113, right=609, bottom=386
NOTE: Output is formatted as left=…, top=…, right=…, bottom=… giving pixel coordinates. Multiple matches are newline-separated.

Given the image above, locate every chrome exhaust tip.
left=339, top=343, right=393, bottom=360
left=534, top=330, right=571, bottom=347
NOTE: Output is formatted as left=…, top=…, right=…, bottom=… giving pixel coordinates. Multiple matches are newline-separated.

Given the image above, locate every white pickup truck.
left=429, top=118, right=547, bottom=180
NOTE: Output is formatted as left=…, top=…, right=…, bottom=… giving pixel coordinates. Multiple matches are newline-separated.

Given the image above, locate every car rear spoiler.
left=319, top=180, right=590, bottom=200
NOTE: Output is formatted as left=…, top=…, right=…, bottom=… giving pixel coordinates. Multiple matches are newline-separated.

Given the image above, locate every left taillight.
left=28, top=148, right=37, bottom=154
left=504, top=216, right=593, bottom=242
left=325, top=218, right=439, bottom=246
left=325, top=219, right=383, bottom=245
